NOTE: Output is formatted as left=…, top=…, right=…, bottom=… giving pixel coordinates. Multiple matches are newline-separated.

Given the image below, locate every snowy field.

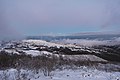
left=0, top=67, right=120, bottom=80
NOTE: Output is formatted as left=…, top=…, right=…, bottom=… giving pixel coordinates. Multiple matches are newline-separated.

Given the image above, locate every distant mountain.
left=70, top=31, right=120, bottom=36
left=26, top=32, right=120, bottom=41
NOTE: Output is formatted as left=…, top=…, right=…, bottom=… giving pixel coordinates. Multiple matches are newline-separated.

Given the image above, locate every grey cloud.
left=0, top=2, right=23, bottom=40
left=0, top=0, right=120, bottom=37
left=5, top=0, right=120, bottom=26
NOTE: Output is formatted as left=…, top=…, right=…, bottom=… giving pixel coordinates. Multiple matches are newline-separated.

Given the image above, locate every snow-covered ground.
left=2, top=48, right=107, bottom=62
left=23, top=50, right=52, bottom=56
left=0, top=67, right=120, bottom=80
left=23, top=50, right=59, bottom=57
left=62, top=55, right=107, bottom=62
left=22, top=39, right=101, bottom=54
left=22, top=39, right=77, bottom=48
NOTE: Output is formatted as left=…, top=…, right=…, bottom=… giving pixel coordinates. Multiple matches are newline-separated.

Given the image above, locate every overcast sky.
left=0, top=0, right=120, bottom=37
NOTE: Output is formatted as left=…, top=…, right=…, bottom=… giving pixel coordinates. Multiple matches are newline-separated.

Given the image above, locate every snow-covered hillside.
left=22, top=39, right=77, bottom=48
left=0, top=39, right=120, bottom=80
